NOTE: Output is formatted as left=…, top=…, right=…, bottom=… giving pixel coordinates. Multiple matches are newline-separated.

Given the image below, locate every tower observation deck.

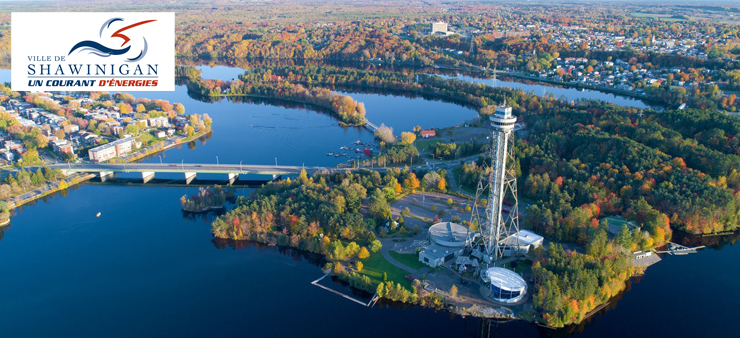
left=470, top=104, right=520, bottom=263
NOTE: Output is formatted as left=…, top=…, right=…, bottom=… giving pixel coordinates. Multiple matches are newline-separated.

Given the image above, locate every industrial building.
left=419, top=222, right=469, bottom=267
left=482, top=267, right=527, bottom=304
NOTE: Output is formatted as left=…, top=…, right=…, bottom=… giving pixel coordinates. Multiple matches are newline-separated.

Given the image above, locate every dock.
left=654, top=242, right=705, bottom=255
left=310, top=273, right=378, bottom=307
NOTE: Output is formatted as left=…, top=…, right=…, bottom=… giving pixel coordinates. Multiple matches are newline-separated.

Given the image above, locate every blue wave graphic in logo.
left=68, top=41, right=131, bottom=57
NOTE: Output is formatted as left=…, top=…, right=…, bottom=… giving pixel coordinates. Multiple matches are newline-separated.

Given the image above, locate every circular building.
left=419, top=222, right=469, bottom=267
left=428, top=222, right=469, bottom=247
left=483, top=267, right=526, bottom=304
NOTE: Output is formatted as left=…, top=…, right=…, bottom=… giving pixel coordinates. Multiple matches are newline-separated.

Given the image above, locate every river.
left=437, top=74, right=660, bottom=110
left=0, top=67, right=739, bottom=337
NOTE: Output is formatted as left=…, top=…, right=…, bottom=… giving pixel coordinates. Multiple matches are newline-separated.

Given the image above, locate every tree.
left=437, top=178, right=446, bottom=190
left=370, top=240, right=382, bottom=253
left=173, top=103, right=185, bottom=114
left=423, top=172, right=441, bottom=188
left=0, top=185, right=10, bottom=200
left=401, top=131, right=416, bottom=145
left=125, top=123, right=139, bottom=136
left=356, top=261, right=363, bottom=272
left=375, top=124, right=395, bottom=143
left=404, top=172, right=420, bottom=191
left=368, top=189, right=391, bottom=221
left=345, top=242, right=360, bottom=257
left=449, top=284, right=458, bottom=300
left=298, top=169, right=309, bottom=184
left=185, top=125, right=195, bottom=137
left=616, top=224, right=633, bottom=250
left=358, top=247, right=370, bottom=260
left=117, top=102, right=132, bottom=114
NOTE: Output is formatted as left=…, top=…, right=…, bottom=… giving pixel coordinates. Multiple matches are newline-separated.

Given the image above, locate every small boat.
left=327, top=152, right=334, bottom=156
left=96, top=212, right=101, bottom=218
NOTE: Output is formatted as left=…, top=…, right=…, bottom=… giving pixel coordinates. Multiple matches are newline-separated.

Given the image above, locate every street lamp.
left=158, top=155, right=162, bottom=164
left=181, top=159, right=184, bottom=172
left=216, top=156, right=219, bottom=165
left=275, top=157, right=277, bottom=167
left=240, top=160, right=243, bottom=172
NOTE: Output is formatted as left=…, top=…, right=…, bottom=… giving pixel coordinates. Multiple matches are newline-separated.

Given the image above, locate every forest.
left=532, top=242, right=634, bottom=327
left=178, top=65, right=367, bottom=125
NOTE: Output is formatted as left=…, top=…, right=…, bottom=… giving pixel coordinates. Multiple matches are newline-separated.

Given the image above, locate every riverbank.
left=114, top=130, right=212, bottom=164
left=8, top=173, right=95, bottom=211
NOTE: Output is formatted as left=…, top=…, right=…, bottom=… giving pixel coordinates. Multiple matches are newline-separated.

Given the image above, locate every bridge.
left=362, top=118, right=380, bottom=132
left=47, top=162, right=341, bottom=184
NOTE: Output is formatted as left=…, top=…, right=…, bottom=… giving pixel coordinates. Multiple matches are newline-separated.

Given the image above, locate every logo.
left=11, top=12, right=174, bottom=91
left=68, top=18, right=156, bottom=62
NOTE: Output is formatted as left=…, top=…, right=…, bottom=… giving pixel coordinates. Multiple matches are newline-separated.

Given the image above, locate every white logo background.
left=11, top=12, right=174, bottom=91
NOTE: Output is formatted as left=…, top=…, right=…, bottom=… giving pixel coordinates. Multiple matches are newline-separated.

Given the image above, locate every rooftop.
left=484, top=267, right=526, bottom=290
left=429, top=222, right=469, bottom=247
left=500, top=230, right=544, bottom=247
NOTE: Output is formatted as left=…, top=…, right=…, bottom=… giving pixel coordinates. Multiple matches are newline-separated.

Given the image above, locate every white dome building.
left=483, top=267, right=527, bottom=304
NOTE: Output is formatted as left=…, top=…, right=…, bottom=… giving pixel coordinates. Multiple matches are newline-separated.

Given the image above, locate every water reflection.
left=210, top=237, right=326, bottom=267
left=671, top=230, right=740, bottom=251
left=0, top=224, right=8, bottom=242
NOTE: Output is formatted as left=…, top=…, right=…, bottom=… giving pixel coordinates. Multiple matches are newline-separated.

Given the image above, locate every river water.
left=436, top=74, right=660, bottom=110
left=0, top=67, right=738, bottom=337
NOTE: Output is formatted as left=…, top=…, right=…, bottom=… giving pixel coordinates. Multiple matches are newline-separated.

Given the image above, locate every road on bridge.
left=46, top=162, right=334, bottom=176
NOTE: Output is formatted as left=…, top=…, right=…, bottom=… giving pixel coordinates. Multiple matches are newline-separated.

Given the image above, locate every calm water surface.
left=438, top=74, right=659, bottom=110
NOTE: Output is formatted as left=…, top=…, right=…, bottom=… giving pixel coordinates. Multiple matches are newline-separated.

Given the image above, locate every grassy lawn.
left=389, top=251, right=427, bottom=271
left=359, top=252, right=413, bottom=291
left=415, top=139, right=439, bottom=153
left=136, top=133, right=159, bottom=147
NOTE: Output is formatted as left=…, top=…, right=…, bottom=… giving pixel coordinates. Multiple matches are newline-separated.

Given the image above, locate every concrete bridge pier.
left=184, top=172, right=197, bottom=185
left=227, top=173, right=238, bottom=185
left=141, top=172, right=155, bottom=184
left=98, top=171, right=115, bottom=182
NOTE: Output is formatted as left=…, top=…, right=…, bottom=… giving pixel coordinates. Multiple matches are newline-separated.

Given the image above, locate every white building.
left=431, top=22, right=448, bottom=34
left=88, top=137, right=135, bottom=162
left=499, top=230, right=544, bottom=256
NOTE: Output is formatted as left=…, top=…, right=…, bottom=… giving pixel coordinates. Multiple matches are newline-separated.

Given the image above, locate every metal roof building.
left=483, top=267, right=527, bottom=303
left=499, top=230, right=544, bottom=255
